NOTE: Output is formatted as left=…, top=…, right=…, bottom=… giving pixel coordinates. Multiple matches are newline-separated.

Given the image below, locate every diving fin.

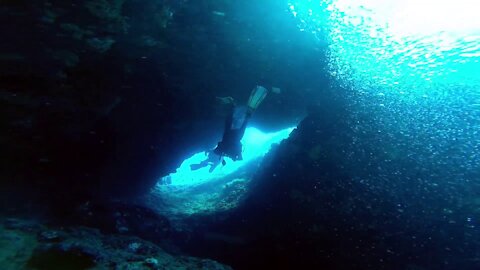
left=247, top=85, right=268, bottom=111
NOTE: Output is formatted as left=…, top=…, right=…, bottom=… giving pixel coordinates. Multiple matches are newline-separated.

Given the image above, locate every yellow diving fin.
left=247, top=85, right=268, bottom=111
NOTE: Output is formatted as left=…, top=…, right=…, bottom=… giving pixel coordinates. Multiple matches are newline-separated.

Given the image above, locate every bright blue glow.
left=160, top=127, right=295, bottom=186
left=289, top=0, right=480, bottom=99
left=329, top=0, right=480, bottom=37
left=287, top=0, right=480, bottom=181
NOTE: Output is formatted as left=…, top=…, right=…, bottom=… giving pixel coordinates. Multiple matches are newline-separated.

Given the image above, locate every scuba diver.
left=190, top=85, right=269, bottom=172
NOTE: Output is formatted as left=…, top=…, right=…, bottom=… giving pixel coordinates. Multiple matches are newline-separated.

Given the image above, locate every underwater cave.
left=1, top=0, right=480, bottom=269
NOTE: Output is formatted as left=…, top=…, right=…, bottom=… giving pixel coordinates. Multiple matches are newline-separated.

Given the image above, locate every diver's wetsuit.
left=190, top=105, right=251, bottom=172
left=190, top=86, right=267, bottom=172
left=213, top=105, right=252, bottom=161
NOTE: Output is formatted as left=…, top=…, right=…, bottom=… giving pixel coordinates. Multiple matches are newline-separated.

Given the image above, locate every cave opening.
left=145, top=126, right=295, bottom=219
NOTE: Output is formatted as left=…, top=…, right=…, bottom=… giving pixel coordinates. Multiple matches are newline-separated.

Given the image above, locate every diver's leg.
left=190, top=159, right=210, bottom=171
left=238, top=117, right=250, bottom=138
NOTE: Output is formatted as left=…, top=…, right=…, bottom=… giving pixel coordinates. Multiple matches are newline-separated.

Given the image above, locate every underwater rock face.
left=0, top=217, right=232, bottom=270
left=0, top=224, right=37, bottom=269
left=178, top=104, right=480, bottom=270
left=0, top=0, right=216, bottom=209
left=68, top=201, right=172, bottom=242
left=1, top=0, right=324, bottom=212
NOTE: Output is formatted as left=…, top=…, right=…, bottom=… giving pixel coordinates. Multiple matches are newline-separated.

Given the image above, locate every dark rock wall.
left=1, top=0, right=329, bottom=211
left=179, top=97, right=480, bottom=270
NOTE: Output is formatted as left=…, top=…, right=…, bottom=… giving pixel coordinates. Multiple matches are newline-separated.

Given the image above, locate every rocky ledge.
left=0, top=217, right=231, bottom=270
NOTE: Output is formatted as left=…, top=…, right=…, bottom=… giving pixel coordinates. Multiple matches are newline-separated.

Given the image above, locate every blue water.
left=289, top=0, right=480, bottom=94
left=283, top=1, right=480, bottom=261
left=7, top=1, right=480, bottom=269
left=161, top=127, right=294, bottom=187
left=150, top=0, right=480, bottom=228
left=150, top=127, right=294, bottom=216
left=287, top=0, right=480, bottom=181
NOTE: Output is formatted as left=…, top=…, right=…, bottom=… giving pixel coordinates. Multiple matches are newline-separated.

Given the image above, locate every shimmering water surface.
left=155, top=0, right=480, bottom=219
left=287, top=0, right=480, bottom=228
left=288, top=1, right=480, bottom=156
left=289, top=0, right=480, bottom=97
